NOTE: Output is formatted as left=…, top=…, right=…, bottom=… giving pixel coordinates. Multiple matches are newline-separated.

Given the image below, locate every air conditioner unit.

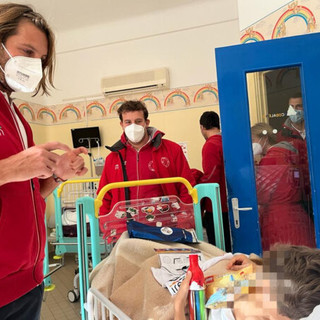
left=101, top=68, right=169, bottom=96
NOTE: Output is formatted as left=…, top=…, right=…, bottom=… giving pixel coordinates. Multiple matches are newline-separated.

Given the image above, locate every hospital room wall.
left=30, top=0, right=293, bottom=221
left=30, top=104, right=219, bottom=174
left=27, top=0, right=240, bottom=166
left=25, top=0, right=240, bottom=220
left=30, top=0, right=292, bottom=221
left=31, top=104, right=220, bottom=222
left=19, top=0, right=240, bottom=106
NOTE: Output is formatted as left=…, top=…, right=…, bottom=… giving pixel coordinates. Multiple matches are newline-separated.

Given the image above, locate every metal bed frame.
left=75, top=177, right=226, bottom=319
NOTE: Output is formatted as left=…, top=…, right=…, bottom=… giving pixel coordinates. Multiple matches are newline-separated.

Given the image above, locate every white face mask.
left=252, top=142, right=263, bottom=156
left=125, top=123, right=146, bottom=143
left=0, top=43, right=43, bottom=93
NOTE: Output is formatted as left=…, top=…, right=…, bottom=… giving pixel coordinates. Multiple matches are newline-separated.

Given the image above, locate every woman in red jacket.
left=251, top=123, right=315, bottom=250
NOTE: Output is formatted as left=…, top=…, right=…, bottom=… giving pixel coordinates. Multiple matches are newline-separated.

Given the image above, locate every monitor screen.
left=71, top=126, right=101, bottom=148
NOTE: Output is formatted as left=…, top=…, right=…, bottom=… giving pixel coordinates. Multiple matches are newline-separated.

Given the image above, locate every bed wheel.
left=68, top=289, right=79, bottom=303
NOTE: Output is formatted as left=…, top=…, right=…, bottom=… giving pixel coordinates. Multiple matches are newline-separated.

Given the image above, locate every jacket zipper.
left=7, top=99, right=41, bottom=281
left=136, top=150, right=140, bottom=198
left=30, top=181, right=41, bottom=282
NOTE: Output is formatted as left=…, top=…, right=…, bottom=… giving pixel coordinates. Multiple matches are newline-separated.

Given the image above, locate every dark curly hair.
left=117, top=100, right=149, bottom=122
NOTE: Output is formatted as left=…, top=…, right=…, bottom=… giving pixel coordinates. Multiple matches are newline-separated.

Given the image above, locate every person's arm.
left=96, top=160, right=112, bottom=215
left=173, top=145, right=196, bottom=203
left=174, top=271, right=192, bottom=320
left=0, top=141, right=71, bottom=186
left=200, top=142, right=222, bottom=184
left=226, top=254, right=254, bottom=271
left=96, top=158, right=115, bottom=233
left=0, top=142, right=88, bottom=198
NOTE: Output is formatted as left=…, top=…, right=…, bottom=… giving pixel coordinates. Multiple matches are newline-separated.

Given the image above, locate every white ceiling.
left=14, top=0, right=199, bottom=34
left=238, top=0, right=292, bottom=30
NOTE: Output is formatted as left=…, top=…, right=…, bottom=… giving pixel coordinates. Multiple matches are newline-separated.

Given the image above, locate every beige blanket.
left=90, top=232, right=228, bottom=320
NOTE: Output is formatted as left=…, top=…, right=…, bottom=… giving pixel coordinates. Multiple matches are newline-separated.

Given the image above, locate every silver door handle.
left=231, top=198, right=253, bottom=229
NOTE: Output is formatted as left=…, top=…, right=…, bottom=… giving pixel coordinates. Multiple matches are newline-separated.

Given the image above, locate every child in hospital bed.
left=174, top=245, right=320, bottom=320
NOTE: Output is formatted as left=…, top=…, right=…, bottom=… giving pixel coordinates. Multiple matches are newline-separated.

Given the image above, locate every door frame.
left=215, top=32, right=320, bottom=254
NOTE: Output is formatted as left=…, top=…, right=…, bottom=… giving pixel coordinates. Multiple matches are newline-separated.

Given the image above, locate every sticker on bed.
left=126, top=207, right=138, bottom=217
left=115, top=210, right=126, bottom=219
left=170, top=214, right=178, bottom=223
left=171, top=201, right=180, bottom=210
left=141, top=206, right=155, bottom=214
left=157, top=204, right=170, bottom=213
left=161, top=227, right=173, bottom=235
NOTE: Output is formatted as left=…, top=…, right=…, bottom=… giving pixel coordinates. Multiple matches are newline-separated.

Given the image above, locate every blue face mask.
left=289, top=110, right=304, bottom=123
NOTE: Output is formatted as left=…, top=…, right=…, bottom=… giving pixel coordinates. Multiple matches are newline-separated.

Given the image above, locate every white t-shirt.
left=1, top=92, right=28, bottom=149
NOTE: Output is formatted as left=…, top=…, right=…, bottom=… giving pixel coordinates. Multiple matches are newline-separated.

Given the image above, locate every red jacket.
left=278, top=118, right=311, bottom=206
left=0, top=93, right=46, bottom=307
left=278, top=117, right=305, bottom=142
left=256, top=141, right=315, bottom=250
left=199, top=134, right=228, bottom=213
left=97, top=128, right=196, bottom=230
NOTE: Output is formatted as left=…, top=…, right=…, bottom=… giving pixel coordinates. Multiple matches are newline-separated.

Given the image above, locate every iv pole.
left=78, top=137, right=99, bottom=177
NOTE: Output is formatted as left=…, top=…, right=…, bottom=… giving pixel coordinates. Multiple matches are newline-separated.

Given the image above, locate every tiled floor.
left=41, top=253, right=81, bottom=320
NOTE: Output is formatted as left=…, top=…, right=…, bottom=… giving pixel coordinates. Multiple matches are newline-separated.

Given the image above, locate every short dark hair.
left=199, top=111, right=220, bottom=130
left=289, top=92, right=302, bottom=99
left=117, top=100, right=149, bottom=122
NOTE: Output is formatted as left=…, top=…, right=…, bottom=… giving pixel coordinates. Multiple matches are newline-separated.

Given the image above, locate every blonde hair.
left=0, top=3, right=55, bottom=95
left=251, top=122, right=277, bottom=145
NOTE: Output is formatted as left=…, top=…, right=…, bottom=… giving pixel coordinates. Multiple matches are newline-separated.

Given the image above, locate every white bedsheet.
left=301, top=305, right=320, bottom=320
left=61, top=209, right=89, bottom=226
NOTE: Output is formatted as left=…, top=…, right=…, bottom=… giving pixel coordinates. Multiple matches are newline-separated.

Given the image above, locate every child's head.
left=232, top=245, right=320, bottom=319
left=263, top=244, right=320, bottom=320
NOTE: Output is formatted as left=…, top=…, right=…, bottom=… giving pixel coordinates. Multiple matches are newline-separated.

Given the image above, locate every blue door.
left=215, top=33, right=320, bottom=255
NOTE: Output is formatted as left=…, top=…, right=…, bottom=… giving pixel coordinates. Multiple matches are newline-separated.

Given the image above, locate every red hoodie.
left=199, top=134, right=228, bottom=213
left=97, top=128, right=196, bottom=230
left=0, top=93, right=46, bottom=307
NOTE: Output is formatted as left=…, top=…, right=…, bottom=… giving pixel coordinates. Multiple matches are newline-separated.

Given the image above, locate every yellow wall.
left=31, top=104, right=220, bottom=220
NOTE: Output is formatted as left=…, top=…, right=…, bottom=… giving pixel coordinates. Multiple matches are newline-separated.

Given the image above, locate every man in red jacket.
left=198, top=111, right=231, bottom=252
left=97, top=100, right=196, bottom=232
left=0, top=4, right=88, bottom=319
left=278, top=93, right=305, bottom=141
left=278, top=93, right=312, bottom=217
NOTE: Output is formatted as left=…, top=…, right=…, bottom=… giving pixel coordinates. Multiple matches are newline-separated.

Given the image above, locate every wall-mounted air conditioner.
left=101, top=68, right=169, bottom=96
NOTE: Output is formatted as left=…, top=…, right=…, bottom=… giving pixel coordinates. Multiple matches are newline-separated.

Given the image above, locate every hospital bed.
left=47, top=178, right=108, bottom=302
left=43, top=211, right=62, bottom=294
left=53, top=178, right=99, bottom=255
left=74, top=177, right=225, bottom=320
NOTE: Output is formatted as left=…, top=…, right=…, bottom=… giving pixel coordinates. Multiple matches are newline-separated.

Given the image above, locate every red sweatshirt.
left=0, top=93, right=46, bottom=307
left=97, top=128, right=196, bottom=230
left=199, top=134, right=228, bottom=213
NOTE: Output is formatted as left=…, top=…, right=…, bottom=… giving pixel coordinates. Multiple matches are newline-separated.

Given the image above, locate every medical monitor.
left=71, top=126, right=101, bottom=149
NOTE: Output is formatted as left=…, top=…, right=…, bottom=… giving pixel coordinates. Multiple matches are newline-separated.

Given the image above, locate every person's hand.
left=53, top=147, right=88, bottom=180
left=174, top=271, right=192, bottom=320
left=226, top=254, right=253, bottom=271
left=1, top=142, right=71, bottom=184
